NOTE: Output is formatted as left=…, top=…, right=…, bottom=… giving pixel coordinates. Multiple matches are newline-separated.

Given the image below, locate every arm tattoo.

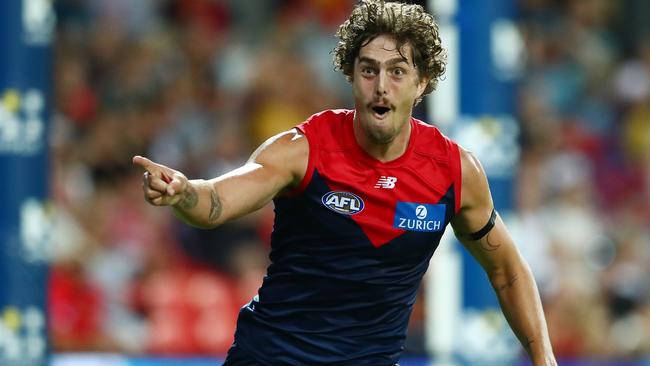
left=178, top=185, right=198, bottom=210
left=480, top=232, right=501, bottom=252
left=208, top=188, right=222, bottom=223
left=495, top=273, right=519, bottom=292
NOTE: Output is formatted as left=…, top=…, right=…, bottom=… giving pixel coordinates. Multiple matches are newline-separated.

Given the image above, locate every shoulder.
left=254, top=129, right=308, bottom=162
left=296, top=109, right=353, bottom=153
left=297, top=109, right=353, bottom=135
left=251, top=129, right=309, bottom=186
left=450, top=146, right=496, bottom=237
left=457, top=146, right=491, bottom=211
left=412, top=119, right=458, bottom=159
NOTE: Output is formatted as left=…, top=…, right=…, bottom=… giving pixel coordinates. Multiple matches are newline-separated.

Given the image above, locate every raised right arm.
left=132, top=129, right=308, bottom=228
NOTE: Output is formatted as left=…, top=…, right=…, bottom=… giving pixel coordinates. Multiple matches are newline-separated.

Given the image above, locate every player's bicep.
left=208, top=130, right=308, bottom=222
left=451, top=148, right=520, bottom=272
left=456, top=214, right=521, bottom=275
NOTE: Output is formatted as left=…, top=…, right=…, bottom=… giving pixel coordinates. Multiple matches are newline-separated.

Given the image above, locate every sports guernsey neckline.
left=347, top=110, right=418, bottom=168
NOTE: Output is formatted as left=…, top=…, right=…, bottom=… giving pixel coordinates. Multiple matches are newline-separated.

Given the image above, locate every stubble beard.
left=365, top=112, right=410, bottom=145
left=367, top=126, right=397, bottom=145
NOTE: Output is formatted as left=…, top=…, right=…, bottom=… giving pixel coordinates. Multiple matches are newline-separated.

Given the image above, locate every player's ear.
left=347, top=62, right=356, bottom=83
left=416, top=76, right=429, bottom=98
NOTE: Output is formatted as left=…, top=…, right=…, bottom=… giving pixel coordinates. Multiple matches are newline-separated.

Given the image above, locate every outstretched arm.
left=133, top=129, right=308, bottom=228
left=451, top=148, right=556, bottom=366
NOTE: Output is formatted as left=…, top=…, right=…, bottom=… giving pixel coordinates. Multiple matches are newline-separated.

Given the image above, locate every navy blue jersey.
left=232, top=109, right=462, bottom=365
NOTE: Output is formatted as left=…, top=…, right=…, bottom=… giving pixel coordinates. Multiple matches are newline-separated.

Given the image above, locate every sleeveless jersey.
left=233, top=109, right=462, bottom=365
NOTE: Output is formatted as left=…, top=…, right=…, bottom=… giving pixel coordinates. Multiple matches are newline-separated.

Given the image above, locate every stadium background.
left=1, top=0, right=650, bottom=365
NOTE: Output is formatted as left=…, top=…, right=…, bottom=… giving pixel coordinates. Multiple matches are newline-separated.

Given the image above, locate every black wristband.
left=468, top=208, right=497, bottom=241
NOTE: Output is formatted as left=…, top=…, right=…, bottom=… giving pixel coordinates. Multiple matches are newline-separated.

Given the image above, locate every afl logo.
left=321, top=191, right=365, bottom=215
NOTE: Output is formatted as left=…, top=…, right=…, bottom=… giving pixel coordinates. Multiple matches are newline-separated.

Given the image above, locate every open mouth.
left=372, top=106, right=391, bottom=117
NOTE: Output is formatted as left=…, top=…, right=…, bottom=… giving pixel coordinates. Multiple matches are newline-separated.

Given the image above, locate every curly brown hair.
left=333, top=0, right=447, bottom=99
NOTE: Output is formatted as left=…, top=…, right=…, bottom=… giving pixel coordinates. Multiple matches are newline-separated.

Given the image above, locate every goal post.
left=426, top=0, right=522, bottom=364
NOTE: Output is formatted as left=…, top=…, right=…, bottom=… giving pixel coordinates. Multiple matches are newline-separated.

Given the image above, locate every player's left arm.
left=451, top=147, right=557, bottom=366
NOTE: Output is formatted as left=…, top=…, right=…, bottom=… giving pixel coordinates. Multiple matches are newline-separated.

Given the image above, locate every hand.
left=132, top=155, right=190, bottom=206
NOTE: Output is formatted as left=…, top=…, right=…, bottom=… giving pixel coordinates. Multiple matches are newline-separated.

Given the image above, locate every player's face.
left=352, top=35, right=427, bottom=145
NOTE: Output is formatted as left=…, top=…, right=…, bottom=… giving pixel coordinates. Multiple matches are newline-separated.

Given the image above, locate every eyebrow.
left=358, top=56, right=411, bottom=67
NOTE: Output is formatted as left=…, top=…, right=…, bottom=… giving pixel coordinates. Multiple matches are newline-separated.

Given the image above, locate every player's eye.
left=361, top=66, right=376, bottom=76
left=392, top=67, right=406, bottom=77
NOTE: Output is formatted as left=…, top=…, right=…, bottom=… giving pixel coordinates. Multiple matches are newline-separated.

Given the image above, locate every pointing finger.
left=132, top=155, right=152, bottom=171
left=132, top=155, right=166, bottom=174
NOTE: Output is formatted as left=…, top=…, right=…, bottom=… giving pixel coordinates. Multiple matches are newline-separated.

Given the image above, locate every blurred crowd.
left=50, top=0, right=352, bottom=355
left=514, top=0, right=650, bottom=359
left=48, top=0, right=650, bottom=360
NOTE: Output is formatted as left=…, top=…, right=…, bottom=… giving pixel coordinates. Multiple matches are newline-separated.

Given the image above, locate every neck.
left=352, top=113, right=412, bottom=163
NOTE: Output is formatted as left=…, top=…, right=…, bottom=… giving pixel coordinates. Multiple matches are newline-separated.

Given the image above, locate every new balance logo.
left=375, top=176, right=397, bottom=189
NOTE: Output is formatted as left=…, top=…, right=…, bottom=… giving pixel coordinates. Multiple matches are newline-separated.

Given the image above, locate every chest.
left=311, top=150, right=456, bottom=247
